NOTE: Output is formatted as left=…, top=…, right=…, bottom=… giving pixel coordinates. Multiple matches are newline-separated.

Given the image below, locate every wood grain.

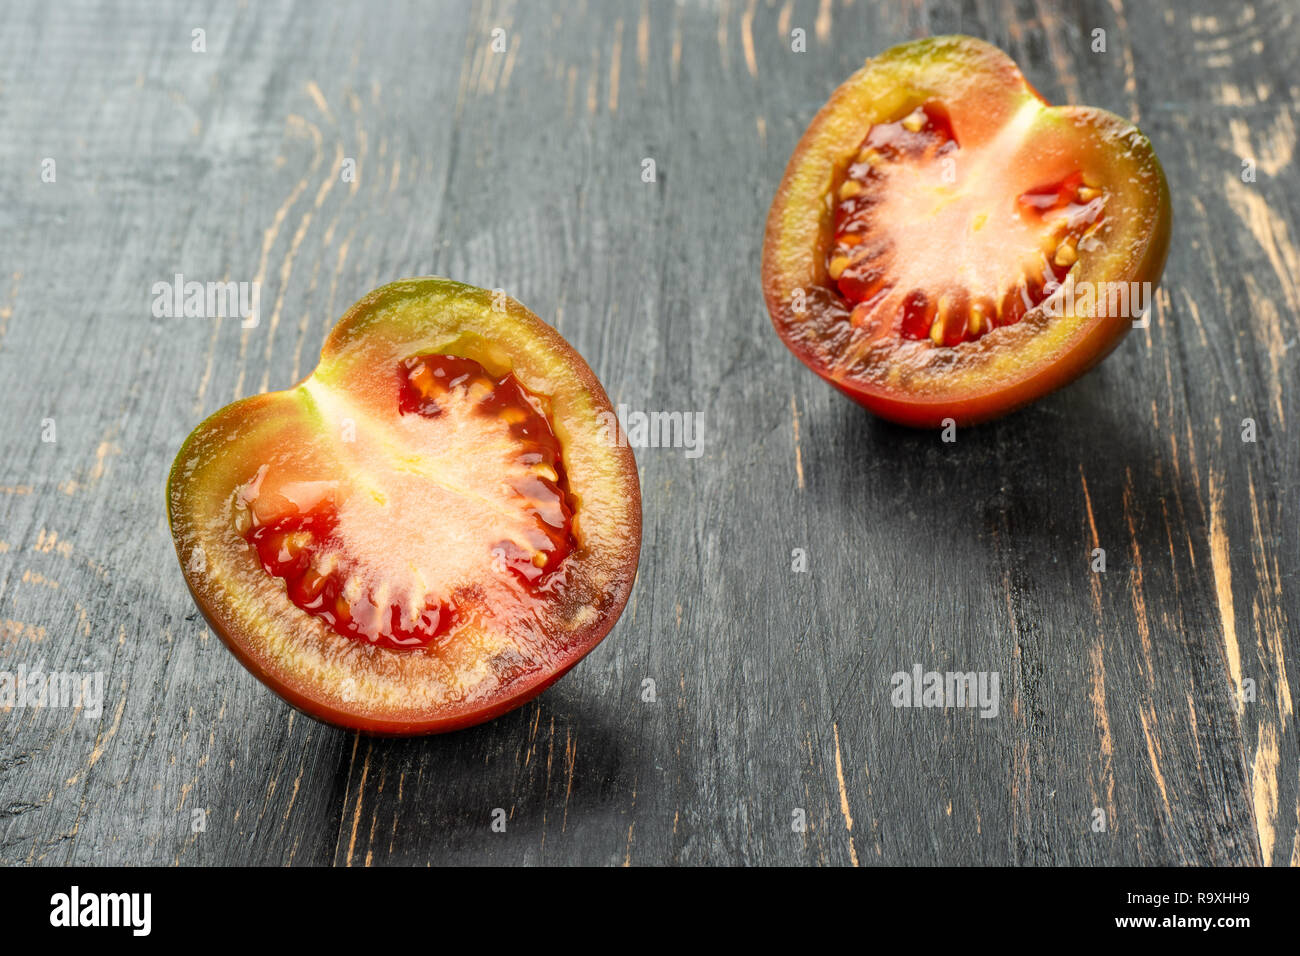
left=0, top=0, right=1296, bottom=866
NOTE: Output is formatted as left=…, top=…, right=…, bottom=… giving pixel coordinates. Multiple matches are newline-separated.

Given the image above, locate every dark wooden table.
left=1, top=0, right=1296, bottom=866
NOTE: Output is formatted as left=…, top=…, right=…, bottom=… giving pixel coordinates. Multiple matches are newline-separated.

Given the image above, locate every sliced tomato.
left=762, top=35, right=1171, bottom=426
left=168, top=279, right=641, bottom=735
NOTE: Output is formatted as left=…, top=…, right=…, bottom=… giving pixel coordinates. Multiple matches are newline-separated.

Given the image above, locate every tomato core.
left=829, top=103, right=1106, bottom=349
left=398, top=353, right=576, bottom=584
left=237, top=353, right=576, bottom=651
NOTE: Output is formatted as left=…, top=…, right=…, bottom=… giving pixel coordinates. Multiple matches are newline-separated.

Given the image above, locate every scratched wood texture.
left=0, top=0, right=1297, bottom=867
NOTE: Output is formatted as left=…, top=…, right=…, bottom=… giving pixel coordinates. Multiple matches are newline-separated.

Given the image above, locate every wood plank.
left=0, top=0, right=1295, bottom=865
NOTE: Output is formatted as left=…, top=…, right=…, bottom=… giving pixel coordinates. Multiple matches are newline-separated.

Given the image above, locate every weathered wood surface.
left=1, top=0, right=1297, bottom=866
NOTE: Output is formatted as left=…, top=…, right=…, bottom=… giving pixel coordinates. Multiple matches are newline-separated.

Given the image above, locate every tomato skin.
left=762, top=35, right=1172, bottom=426
left=168, top=279, right=642, bottom=736
left=178, top=569, right=585, bottom=736
left=182, top=574, right=586, bottom=736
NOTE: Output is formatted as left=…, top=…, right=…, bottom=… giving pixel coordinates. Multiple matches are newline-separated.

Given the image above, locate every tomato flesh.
left=761, top=36, right=1172, bottom=426
left=243, top=497, right=458, bottom=649
left=830, top=102, right=1107, bottom=350
left=234, top=354, right=576, bottom=651
left=167, top=278, right=642, bottom=735
left=398, top=353, right=575, bottom=583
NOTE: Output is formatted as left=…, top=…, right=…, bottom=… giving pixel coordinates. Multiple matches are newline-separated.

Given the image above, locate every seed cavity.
left=233, top=355, right=578, bottom=651
left=827, top=103, right=1107, bottom=349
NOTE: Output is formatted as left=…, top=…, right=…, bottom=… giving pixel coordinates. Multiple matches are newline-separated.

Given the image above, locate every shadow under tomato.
left=326, top=686, right=633, bottom=864
left=820, top=364, right=1209, bottom=625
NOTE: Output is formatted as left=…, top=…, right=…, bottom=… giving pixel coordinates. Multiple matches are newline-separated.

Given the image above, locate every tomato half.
left=168, top=279, right=641, bottom=735
left=762, top=35, right=1171, bottom=426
